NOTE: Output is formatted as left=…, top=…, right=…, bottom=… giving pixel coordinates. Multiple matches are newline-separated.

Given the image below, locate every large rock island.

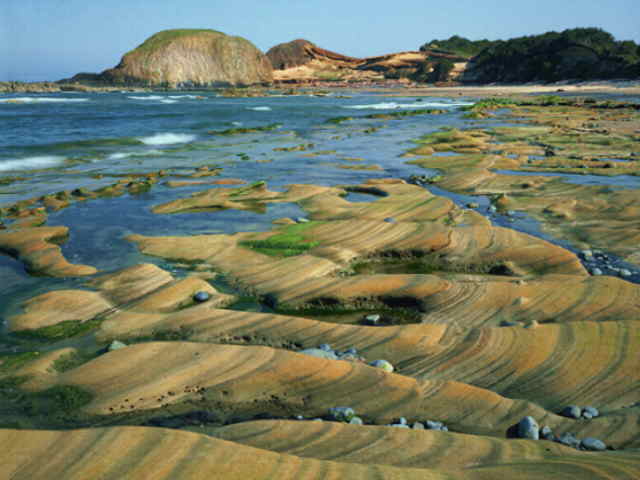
left=92, top=29, right=273, bottom=87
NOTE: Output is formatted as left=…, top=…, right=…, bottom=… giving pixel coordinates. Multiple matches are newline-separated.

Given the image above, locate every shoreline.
left=2, top=79, right=639, bottom=97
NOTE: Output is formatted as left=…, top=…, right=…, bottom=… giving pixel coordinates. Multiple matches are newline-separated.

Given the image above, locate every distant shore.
left=1, top=79, right=639, bottom=97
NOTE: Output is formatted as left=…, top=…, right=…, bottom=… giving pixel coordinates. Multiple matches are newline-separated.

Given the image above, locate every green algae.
left=240, top=221, right=322, bottom=257
left=208, top=123, right=281, bottom=136
left=0, top=351, right=41, bottom=372
left=14, top=316, right=105, bottom=341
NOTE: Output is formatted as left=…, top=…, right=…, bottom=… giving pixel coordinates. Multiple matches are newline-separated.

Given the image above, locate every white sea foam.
left=127, top=95, right=165, bottom=101
left=168, top=95, right=198, bottom=99
left=0, top=155, right=66, bottom=172
left=0, top=97, right=89, bottom=104
left=160, top=99, right=178, bottom=104
left=107, top=150, right=163, bottom=160
left=138, top=133, right=196, bottom=145
left=247, top=106, right=272, bottom=111
left=343, top=101, right=473, bottom=110
left=231, top=121, right=243, bottom=126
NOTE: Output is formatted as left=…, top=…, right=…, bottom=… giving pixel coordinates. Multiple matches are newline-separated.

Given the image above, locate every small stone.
left=318, top=343, right=332, bottom=352
left=365, top=314, right=381, bottom=325
left=398, top=417, right=407, bottom=425
left=582, top=406, right=599, bottom=418
left=441, top=426, right=448, bottom=432
left=390, top=423, right=409, bottom=428
left=500, top=320, right=519, bottom=327
left=560, top=405, right=582, bottom=419
left=620, top=269, right=632, bottom=277
left=591, top=268, right=603, bottom=276
left=383, top=217, right=396, bottom=223
left=581, top=437, right=606, bottom=451
left=193, top=291, right=210, bottom=303
left=296, top=217, right=310, bottom=223
left=108, top=340, right=127, bottom=351
left=489, top=205, right=497, bottom=213
left=295, top=415, right=304, bottom=420
left=412, top=422, right=425, bottom=430
left=369, top=359, right=394, bottom=373
left=312, top=418, right=323, bottom=422
left=582, top=411, right=593, bottom=420
left=349, top=416, right=364, bottom=425
left=557, top=432, right=581, bottom=449
left=524, top=320, right=539, bottom=329
left=344, top=347, right=357, bottom=355
left=540, top=425, right=553, bottom=440
left=467, top=202, right=479, bottom=209
left=299, top=348, right=338, bottom=360
left=581, top=250, right=594, bottom=259
left=517, top=416, right=539, bottom=440
left=329, top=406, right=355, bottom=422
left=425, top=420, right=443, bottom=430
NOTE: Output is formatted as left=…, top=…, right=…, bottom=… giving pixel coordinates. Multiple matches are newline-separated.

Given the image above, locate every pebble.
left=620, top=269, right=632, bottom=277
left=383, top=217, right=396, bottom=223
left=581, top=437, right=606, bottom=451
left=557, top=432, right=581, bottom=449
left=329, top=406, right=355, bottom=422
left=540, top=425, right=554, bottom=440
left=318, top=344, right=332, bottom=352
left=365, top=314, right=381, bottom=325
left=412, top=422, right=425, bottom=430
left=193, top=291, right=211, bottom=303
left=299, top=348, right=338, bottom=360
left=425, top=420, right=444, bottom=430
left=560, top=405, right=582, bottom=419
left=108, top=340, right=127, bottom=351
left=296, top=217, right=310, bottom=223
left=591, top=268, right=603, bottom=276
left=369, top=359, right=394, bottom=373
left=517, top=416, right=540, bottom=440
left=582, top=406, right=599, bottom=418
left=349, top=416, right=364, bottom=425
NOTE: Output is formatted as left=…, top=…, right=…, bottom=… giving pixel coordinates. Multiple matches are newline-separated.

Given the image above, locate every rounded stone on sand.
left=193, top=291, right=210, bottom=303
left=517, top=416, right=539, bottom=440
left=369, top=359, right=394, bottom=373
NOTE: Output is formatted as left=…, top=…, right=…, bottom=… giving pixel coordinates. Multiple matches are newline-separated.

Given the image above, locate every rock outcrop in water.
left=97, top=29, right=273, bottom=87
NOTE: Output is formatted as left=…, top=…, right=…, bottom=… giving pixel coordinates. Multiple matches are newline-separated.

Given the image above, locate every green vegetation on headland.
left=130, top=29, right=223, bottom=54
left=420, top=35, right=497, bottom=58
left=464, top=28, right=640, bottom=82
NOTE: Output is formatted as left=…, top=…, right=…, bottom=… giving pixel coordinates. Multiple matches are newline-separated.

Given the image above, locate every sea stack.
left=99, top=29, right=273, bottom=87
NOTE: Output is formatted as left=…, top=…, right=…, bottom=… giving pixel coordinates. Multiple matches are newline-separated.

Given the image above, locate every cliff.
left=98, top=29, right=273, bottom=87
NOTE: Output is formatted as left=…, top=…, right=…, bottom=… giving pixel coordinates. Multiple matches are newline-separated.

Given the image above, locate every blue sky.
left=2, top=0, right=639, bottom=81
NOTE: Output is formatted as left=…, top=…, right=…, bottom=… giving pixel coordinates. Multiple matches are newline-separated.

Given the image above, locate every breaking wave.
left=0, top=155, right=66, bottom=171
left=0, top=97, right=89, bottom=104
left=247, top=106, right=272, bottom=111
left=138, top=133, right=196, bottom=145
left=343, top=101, right=473, bottom=110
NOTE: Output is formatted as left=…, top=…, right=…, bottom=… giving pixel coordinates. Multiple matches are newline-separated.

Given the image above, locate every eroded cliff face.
left=100, top=29, right=273, bottom=87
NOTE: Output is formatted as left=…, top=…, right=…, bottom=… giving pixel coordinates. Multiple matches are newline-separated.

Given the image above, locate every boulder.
left=517, top=416, right=539, bottom=440
left=560, top=405, right=582, bottom=419
left=581, top=437, right=606, bottom=451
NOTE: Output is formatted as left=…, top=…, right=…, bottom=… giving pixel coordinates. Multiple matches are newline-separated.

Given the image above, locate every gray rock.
left=557, top=432, right=581, bottom=449
left=581, top=250, right=594, bottom=259
left=295, top=415, right=304, bottom=420
left=365, top=314, right=381, bottom=325
left=329, top=407, right=355, bottom=422
left=296, top=217, right=310, bottom=223
left=412, top=422, right=425, bottom=430
left=560, top=405, right=582, bottom=419
left=299, top=348, right=338, bottom=360
left=383, top=217, right=396, bottom=223
left=108, top=340, right=127, bottom=351
left=489, top=205, right=497, bottom=213
left=500, top=320, right=519, bottom=327
left=193, top=291, right=211, bottom=302
left=398, top=417, right=407, bottom=425
left=620, top=269, right=632, bottom=277
left=582, top=406, right=599, bottom=418
left=318, top=343, right=333, bottom=352
left=591, top=268, right=603, bottom=276
left=349, top=416, right=364, bottom=425
left=426, top=420, right=443, bottom=430
left=517, top=416, right=539, bottom=440
left=390, top=423, right=410, bottom=428
left=582, top=411, right=593, bottom=420
left=441, top=426, right=448, bottom=432
left=540, top=425, right=554, bottom=440
left=581, top=437, right=606, bottom=451
left=369, top=359, right=394, bottom=373
left=344, top=347, right=358, bottom=355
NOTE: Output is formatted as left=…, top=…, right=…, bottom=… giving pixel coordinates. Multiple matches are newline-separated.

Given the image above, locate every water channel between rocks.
left=1, top=91, right=639, bottom=328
